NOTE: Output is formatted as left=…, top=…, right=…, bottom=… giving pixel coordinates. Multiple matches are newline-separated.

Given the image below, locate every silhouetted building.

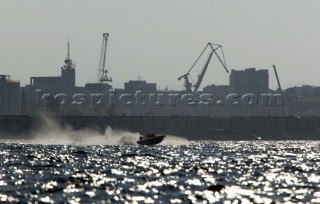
left=285, top=85, right=320, bottom=97
left=30, top=51, right=75, bottom=90
left=0, top=75, right=20, bottom=115
left=124, top=80, right=156, bottom=94
left=284, top=85, right=320, bottom=116
left=230, top=68, right=269, bottom=94
left=202, top=84, right=229, bottom=95
left=85, top=83, right=112, bottom=94
left=24, top=42, right=80, bottom=115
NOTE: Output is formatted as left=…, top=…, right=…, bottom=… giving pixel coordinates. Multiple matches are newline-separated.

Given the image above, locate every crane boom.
left=272, top=64, right=289, bottom=116
left=98, top=33, right=112, bottom=83
left=273, top=65, right=282, bottom=94
left=178, top=42, right=229, bottom=93
left=210, top=44, right=229, bottom=73
left=194, top=49, right=214, bottom=93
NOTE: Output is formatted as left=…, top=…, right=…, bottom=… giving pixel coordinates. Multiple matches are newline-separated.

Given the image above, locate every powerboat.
left=137, top=133, right=166, bottom=145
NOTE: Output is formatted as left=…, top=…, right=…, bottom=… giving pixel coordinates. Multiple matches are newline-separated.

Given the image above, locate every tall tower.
left=61, top=41, right=76, bottom=89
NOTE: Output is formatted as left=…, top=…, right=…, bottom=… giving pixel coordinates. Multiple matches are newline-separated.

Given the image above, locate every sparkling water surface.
left=0, top=140, right=319, bottom=203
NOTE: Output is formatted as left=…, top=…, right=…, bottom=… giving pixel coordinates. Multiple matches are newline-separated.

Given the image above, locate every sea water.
left=0, top=139, right=319, bottom=203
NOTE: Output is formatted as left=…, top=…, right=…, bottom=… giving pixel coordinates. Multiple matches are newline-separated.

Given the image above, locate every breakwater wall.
left=0, top=115, right=320, bottom=140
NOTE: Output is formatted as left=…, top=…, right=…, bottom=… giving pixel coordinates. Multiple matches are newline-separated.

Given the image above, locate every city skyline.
left=1, top=0, right=320, bottom=90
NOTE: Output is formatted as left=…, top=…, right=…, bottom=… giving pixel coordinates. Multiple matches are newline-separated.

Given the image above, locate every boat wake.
left=13, top=116, right=139, bottom=145
left=1, top=116, right=190, bottom=146
left=31, top=125, right=139, bottom=145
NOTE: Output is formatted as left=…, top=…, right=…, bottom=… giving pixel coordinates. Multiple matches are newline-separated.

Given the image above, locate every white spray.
left=13, top=115, right=190, bottom=146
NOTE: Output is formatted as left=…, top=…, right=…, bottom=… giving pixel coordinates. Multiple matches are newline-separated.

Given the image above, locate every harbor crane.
left=272, top=65, right=283, bottom=94
left=178, top=43, right=229, bottom=93
left=273, top=64, right=288, bottom=116
left=98, top=33, right=112, bottom=83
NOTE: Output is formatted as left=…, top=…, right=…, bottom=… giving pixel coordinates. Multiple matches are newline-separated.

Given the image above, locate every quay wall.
left=0, top=115, right=320, bottom=140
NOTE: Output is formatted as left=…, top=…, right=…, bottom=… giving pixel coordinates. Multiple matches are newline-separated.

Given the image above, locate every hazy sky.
left=1, top=0, right=320, bottom=90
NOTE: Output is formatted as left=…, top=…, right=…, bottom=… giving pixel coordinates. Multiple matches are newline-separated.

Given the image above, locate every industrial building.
left=3, top=35, right=320, bottom=117
left=124, top=80, right=157, bottom=94
left=230, top=68, right=269, bottom=94
left=202, top=84, right=229, bottom=95
left=29, top=43, right=76, bottom=91
left=0, top=75, right=20, bottom=115
left=23, top=42, right=87, bottom=115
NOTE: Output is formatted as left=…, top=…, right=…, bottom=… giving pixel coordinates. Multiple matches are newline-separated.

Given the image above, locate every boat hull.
left=137, top=135, right=166, bottom=145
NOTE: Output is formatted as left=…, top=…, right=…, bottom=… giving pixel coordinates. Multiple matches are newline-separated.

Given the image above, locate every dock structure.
left=0, top=115, right=319, bottom=140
